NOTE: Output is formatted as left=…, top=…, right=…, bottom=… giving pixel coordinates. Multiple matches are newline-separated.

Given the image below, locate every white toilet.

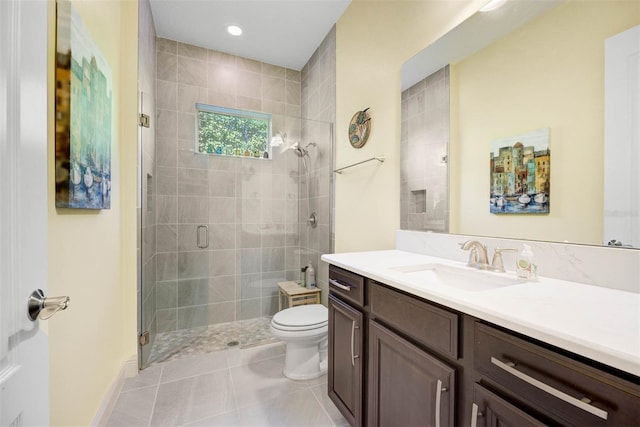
left=270, top=304, right=328, bottom=380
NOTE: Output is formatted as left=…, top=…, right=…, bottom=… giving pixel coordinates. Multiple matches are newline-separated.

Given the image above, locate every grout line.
left=311, top=380, right=344, bottom=427
left=158, top=355, right=231, bottom=385
left=227, top=362, right=240, bottom=416
left=310, top=385, right=335, bottom=425
left=147, top=364, right=164, bottom=427
left=158, top=366, right=230, bottom=386
left=119, top=382, right=161, bottom=394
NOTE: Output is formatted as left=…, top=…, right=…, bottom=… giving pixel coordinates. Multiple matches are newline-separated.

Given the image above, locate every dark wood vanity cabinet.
left=328, top=296, right=363, bottom=427
left=327, top=263, right=640, bottom=427
left=328, top=265, right=460, bottom=426
left=472, top=383, right=547, bottom=427
left=328, top=265, right=365, bottom=426
left=473, top=322, right=640, bottom=427
left=368, top=320, right=456, bottom=426
left=368, top=281, right=458, bottom=427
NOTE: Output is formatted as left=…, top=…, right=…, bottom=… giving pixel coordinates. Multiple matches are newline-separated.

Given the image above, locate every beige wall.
left=47, top=0, right=138, bottom=425
left=334, top=0, right=484, bottom=252
left=449, top=1, right=639, bottom=245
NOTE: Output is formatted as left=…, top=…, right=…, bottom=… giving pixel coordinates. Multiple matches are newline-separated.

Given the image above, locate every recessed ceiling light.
left=227, top=25, right=243, bottom=36
left=479, top=0, right=507, bottom=12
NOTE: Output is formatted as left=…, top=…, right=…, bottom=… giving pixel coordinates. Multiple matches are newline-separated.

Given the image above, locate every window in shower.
left=196, top=103, right=272, bottom=159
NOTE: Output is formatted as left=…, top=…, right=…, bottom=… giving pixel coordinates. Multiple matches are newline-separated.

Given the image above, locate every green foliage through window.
left=196, top=104, right=271, bottom=158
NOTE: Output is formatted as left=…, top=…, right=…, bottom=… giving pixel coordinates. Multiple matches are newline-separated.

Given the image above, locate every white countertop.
left=322, top=250, right=640, bottom=377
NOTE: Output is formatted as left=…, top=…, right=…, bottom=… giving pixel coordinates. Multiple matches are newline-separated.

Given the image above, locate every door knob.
left=27, top=289, right=70, bottom=321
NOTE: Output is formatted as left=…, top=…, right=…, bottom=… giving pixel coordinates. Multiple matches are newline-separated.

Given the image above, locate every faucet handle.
left=491, top=248, right=517, bottom=272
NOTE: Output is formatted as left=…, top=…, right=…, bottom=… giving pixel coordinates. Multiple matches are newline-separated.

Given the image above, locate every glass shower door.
left=139, top=94, right=211, bottom=367
left=147, top=142, right=211, bottom=365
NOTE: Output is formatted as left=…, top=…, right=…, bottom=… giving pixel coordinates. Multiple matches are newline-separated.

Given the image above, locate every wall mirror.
left=401, top=0, right=639, bottom=249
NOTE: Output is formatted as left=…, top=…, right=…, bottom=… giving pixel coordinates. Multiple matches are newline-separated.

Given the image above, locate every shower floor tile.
left=148, top=317, right=278, bottom=365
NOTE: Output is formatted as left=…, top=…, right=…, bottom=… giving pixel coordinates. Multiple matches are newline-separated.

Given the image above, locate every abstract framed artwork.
left=489, top=128, right=550, bottom=214
left=55, top=0, right=112, bottom=209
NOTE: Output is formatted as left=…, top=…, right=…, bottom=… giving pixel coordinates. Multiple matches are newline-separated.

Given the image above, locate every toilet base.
left=282, top=339, right=328, bottom=380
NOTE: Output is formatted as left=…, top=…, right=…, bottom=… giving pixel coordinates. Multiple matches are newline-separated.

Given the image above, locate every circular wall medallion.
left=349, top=108, right=371, bottom=149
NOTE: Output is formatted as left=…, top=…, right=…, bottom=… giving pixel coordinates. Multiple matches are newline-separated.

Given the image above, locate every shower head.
left=284, top=142, right=307, bottom=157
left=283, top=141, right=318, bottom=157
left=271, top=131, right=287, bottom=147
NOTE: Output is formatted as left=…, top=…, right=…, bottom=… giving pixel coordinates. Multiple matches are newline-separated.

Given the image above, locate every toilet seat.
left=271, top=304, right=328, bottom=332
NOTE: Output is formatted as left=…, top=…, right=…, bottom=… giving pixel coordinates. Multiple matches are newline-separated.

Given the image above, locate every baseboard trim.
left=91, top=355, right=138, bottom=427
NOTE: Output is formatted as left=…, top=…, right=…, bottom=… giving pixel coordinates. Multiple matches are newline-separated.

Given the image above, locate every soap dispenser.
left=305, top=263, right=316, bottom=289
left=300, top=266, right=307, bottom=287
left=516, top=244, right=537, bottom=280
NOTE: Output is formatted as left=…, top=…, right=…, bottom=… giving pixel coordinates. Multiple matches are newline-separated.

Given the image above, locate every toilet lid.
left=272, top=304, right=328, bottom=330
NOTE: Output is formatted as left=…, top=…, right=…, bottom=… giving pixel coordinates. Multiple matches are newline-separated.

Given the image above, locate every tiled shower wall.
left=138, top=0, right=157, bottom=364
left=300, top=27, right=336, bottom=306
left=400, top=65, right=450, bottom=232
left=154, top=38, right=306, bottom=335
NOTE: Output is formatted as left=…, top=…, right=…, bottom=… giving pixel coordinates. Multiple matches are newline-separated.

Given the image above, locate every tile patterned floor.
left=149, top=318, right=278, bottom=365
left=107, top=342, right=348, bottom=427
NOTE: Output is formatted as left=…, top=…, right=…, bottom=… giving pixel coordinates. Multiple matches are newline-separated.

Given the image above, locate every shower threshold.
left=148, top=316, right=278, bottom=365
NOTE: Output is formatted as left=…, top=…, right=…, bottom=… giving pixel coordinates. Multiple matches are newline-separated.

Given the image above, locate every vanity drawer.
left=329, top=264, right=365, bottom=308
left=472, top=383, right=547, bottom=427
left=475, top=322, right=640, bottom=426
left=369, top=281, right=459, bottom=359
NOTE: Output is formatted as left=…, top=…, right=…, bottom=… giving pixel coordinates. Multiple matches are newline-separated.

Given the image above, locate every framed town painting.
left=489, top=128, right=550, bottom=214
left=55, top=0, right=112, bottom=209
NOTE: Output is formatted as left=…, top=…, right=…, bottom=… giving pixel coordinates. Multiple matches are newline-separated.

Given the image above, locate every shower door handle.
left=197, top=225, right=209, bottom=249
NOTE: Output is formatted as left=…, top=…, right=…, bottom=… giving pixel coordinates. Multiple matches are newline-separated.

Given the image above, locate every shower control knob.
left=307, top=212, right=318, bottom=228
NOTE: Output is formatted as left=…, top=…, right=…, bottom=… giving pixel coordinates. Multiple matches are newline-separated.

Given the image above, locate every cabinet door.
left=471, top=383, right=548, bottom=427
left=368, top=320, right=456, bottom=427
left=328, top=295, right=363, bottom=427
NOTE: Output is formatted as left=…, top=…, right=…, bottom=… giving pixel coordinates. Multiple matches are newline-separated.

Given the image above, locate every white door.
left=604, top=25, right=640, bottom=248
left=1, top=0, right=50, bottom=425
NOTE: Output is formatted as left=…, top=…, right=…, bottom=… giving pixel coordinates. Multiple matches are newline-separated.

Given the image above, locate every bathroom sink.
left=390, top=263, right=525, bottom=292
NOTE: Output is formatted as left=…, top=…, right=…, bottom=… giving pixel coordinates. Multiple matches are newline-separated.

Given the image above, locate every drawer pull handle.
left=491, top=356, right=608, bottom=420
left=350, top=321, right=359, bottom=366
left=330, top=278, right=351, bottom=291
left=470, top=403, right=482, bottom=427
left=435, top=379, right=446, bottom=427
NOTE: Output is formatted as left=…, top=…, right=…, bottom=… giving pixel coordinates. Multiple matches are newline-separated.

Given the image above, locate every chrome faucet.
left=461, top=241, right=518, bottom=272
left=460, top=240, right=489, bottom=269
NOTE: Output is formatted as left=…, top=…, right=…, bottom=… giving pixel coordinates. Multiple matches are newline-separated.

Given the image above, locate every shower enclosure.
left=136, top=3, right=337, bottom=367
left=138, top=110, right=333, bottom=368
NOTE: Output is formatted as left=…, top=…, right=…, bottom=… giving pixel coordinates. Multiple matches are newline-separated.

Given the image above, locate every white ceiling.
left=149, top=0, right=351, bottom=71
